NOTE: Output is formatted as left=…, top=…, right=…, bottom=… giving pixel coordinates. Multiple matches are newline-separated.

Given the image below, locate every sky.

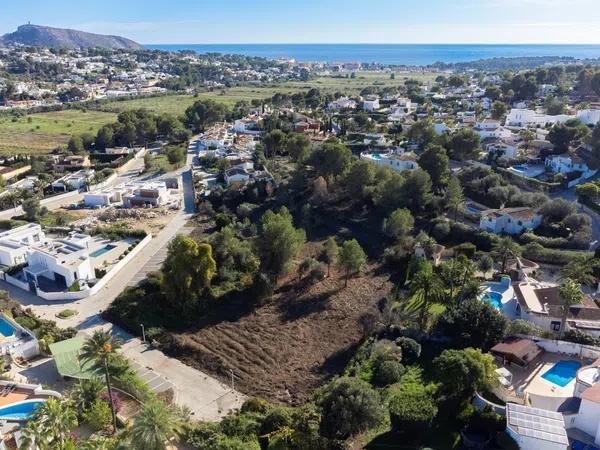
left=2, top=0, right=600, bottom=44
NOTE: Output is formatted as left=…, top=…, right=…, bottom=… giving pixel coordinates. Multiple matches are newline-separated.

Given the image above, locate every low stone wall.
left=473, top=391, right=506, bottom=416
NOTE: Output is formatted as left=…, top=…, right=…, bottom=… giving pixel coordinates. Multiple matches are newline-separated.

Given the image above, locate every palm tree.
left=560, top=256, right=597, bottom=287
left=558, top=278, right=584, bottom=339
left=492, top=236, right=520, bottom=274
left=408, top=262, right=444, bottom=330
left=80, top=331, right=122, bottom=434
left=71, top=377, right=104, bottom=411
left=19, top=417, right=48, bottom=450
left=19, top=398, right=78, bottom=450
left=128, top=401, right=184, bottom=450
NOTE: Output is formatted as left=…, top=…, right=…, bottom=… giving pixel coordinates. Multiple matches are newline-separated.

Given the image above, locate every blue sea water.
left=145, top=44, right=600, bottom=65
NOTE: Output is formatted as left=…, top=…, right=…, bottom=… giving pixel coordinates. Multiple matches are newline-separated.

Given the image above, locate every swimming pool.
left=512, top=165, right=528, bottom=173
left=90, top=244, right=116, bottom=258
left=481, top=291, right=503, bottom=309
left=371, top=153, right=382, bottom=160
left=0, top=317, right=16, bottom=337
left=542, top=360, right=582, bottom=387
left=0, top=399, right=45, bottom=420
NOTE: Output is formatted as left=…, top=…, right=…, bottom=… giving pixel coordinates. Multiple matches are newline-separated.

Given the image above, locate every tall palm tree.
left=128, top=401, right=184, bottom=450
left=492, top=236, right=520, bottom=275
left=558, top=278, right=584, bottom=339
left=80, top=330, right=122, bottom=434
left=408, top=262, right=444, bottom=330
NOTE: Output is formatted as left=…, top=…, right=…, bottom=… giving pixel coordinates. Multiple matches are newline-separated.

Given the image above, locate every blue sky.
left=2, top=0, right=600, bottom=44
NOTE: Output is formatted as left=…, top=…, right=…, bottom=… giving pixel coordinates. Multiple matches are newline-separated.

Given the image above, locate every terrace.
left=491, top=338, right=592, bottom=412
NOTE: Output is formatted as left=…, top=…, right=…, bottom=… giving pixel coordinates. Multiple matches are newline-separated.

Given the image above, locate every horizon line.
left=143, top=42, right=600, bottom=46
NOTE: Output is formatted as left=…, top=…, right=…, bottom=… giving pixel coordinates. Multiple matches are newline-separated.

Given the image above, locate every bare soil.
left=163, top=263, right=392, bottom=405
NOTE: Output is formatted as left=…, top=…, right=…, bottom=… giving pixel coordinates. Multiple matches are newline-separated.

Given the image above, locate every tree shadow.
left=314, top=341, right=362, bottom=377
left=277, top=286, right=342, bottom=322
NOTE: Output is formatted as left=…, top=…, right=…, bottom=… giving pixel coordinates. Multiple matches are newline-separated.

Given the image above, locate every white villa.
left=506, top=109, right=573, bottom=127
left=545, top=153, right=597, bottom=180
left=24, top=232, right=94, bottom=289
left=0, top=224, right=94, bottom=289
left=51, top=169, right=94, bottom=192
left=362, top=96, right=380, bottom=111
left=0, top=223, right=44, bottom=266
left=84, top=180, right=174, bottom=208
left=479, top=207, right=542, bottom=235
left=327, top=97, right=357, bottom=111
left=359, top=150, right=419, bottom=174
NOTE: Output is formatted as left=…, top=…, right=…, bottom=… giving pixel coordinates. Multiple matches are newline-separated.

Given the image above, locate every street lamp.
left=140, top=324, right=146, bottom=343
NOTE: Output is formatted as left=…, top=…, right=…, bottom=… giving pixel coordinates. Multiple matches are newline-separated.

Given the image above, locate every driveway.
left=0, top=154, right=246, bottom=419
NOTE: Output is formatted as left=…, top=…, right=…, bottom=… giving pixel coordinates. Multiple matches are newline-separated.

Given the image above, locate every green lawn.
left=0, top=71, right=438, bottom=156
left=0, top=109, right=116, bottom=155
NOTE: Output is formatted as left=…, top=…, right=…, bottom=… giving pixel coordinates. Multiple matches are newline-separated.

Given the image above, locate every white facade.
left=0, top=224, right=44, bottom=267
left=360, top=151, right=419, bottom=174
left=51, top=169, right=94, bottom=191
left=576, top=109, right=600, bottom=126
left=486, top=142, right=518, bottom=160
left=546, top=154, right=596, bottom=179
left=362, top=98, right=380, bottom=111
left=506, top=109, right=573, bottom=127
left=479, top=207, right=542, bottom=235
left=327, top=97, right=357, bottom=111
left=25, top=234, right=94, bottom=289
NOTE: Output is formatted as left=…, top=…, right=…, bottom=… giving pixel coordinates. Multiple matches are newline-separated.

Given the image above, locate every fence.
left=35, top=234, right=153, bottom=302
left=517, top=334, right=600, bottom=360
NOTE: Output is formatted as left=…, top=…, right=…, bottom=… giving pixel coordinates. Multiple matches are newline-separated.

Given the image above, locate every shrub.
left=454, top=242, right=476, bottom=258
left=100, top=391, right=122, bottom=413
left=562, top=329, right=600, bottom=346
left=240, top=397, right=269, bottom=414
left=389, top=388, right=438, bottom=436
left=56, top=309, right=77, bottom=319
left=395, top=337, right=421, bottom=363
left=83, top=399, right=112, bottom=432
left=373, top=360, right=405, bottom=387
left=315, top=377, right=383, bottom=440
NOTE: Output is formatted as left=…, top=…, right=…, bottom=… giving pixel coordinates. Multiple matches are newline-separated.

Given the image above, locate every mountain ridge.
left=0, top=24, right=143, bottom=50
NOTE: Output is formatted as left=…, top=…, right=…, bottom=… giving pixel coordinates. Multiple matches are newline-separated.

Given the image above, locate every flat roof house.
left=122, top=181, right=170, bottom=208
left=51, top=169, right=94, bottom=192
left=24, top=233, right=94, bottom=290
left=0, top=223, right=44, bottom=267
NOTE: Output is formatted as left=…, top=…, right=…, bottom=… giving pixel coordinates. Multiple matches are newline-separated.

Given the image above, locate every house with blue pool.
left=486, top=337, right=600, bottom=450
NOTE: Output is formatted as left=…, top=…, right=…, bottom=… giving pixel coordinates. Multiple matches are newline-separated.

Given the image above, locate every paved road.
left=0, top=158, right=146, bottom=221
left=0, top=150, right=246, bottom=419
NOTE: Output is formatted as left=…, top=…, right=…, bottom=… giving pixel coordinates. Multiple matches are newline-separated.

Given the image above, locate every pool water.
left=482, top=291, right=503, bottom=309
left=371, top=153, right=382, bottom=160
left=90, top=244, right=116, bottom=258
left=542, top=360, right=582, bottom=387
left=0, top=317, right=16, bottom=337
left=0, top=400, right=45, bottom=420
left=512, top=165, right=528, bottom=172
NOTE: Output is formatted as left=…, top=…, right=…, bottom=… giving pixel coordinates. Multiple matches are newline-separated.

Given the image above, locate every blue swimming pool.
left=542, top=360, right=582, bottom=387
left=371, top=153, right=382, bottom=160
left=0, top=400, right=45, bottom=420
left=0, top=317, right=16, bottom=337
left=90, top=244, right=116, bottom=258
left=482, top=291, right=503, bottom=309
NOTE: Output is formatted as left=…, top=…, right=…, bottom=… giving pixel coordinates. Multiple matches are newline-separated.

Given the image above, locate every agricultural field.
left=0, top=109, right=116, bottom=155
left=0, top=71, right=438, bottom=155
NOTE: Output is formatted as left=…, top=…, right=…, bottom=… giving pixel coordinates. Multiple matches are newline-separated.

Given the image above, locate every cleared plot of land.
left=163, top=262, right=392, bottom=405
left=0, top=109, right=116, bottom=155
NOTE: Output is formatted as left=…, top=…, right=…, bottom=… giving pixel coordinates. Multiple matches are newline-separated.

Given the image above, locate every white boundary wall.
left=4, top=234, right=152, bottom=302
left=517, top=334, right=600, bottom=360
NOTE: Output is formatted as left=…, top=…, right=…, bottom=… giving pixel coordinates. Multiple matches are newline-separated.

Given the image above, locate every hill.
left=0, top=24, right=143, bottom=50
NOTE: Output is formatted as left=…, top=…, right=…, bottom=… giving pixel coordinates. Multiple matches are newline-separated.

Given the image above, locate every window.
left=551, top=321, right=561, bottom=331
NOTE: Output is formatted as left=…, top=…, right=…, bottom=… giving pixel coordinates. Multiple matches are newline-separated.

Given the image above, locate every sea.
left=145, top=44, right=600, bottom=66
